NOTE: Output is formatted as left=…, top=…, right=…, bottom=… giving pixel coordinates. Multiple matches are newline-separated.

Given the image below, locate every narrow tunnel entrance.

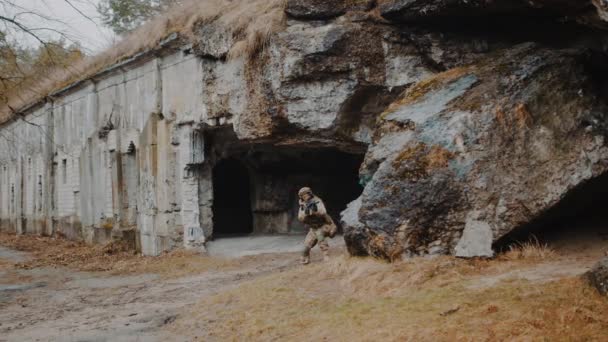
left=206, top=132, right=366, bottom=238
left=212, top=158, right=253, bottom=236
left=494, top=172, right=608, bottom=257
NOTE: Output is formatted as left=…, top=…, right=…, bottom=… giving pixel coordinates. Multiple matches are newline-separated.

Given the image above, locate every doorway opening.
left=211, top=145, right=365, bottom=235
left=212, top=158, right=253, bottom=236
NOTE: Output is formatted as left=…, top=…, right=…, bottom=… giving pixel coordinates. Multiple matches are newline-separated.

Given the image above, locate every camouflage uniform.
left=298, top=187, right=337, bottom=265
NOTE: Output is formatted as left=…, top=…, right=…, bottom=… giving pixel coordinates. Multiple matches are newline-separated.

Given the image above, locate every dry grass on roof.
left=0, top=0, right=287, bottom=123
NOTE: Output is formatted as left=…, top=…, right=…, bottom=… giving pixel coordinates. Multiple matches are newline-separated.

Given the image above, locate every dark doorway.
left=238, top=146, right=365, bottom=234
left=212, top=158, right=253, bottom=236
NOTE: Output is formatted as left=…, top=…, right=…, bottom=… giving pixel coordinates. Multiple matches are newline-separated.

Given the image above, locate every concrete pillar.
left=110, top=145, right=123, bottom=236
left=178, top=124, right=205, bottom=251
left=16, top=156, right=24, bottom=235
left=198, top=164, right=214, bottom=239
left=138, top=114, right=159, bottom=255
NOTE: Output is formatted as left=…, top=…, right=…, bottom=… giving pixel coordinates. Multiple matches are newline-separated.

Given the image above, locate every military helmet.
left=298, top=187, right=313, bottom=197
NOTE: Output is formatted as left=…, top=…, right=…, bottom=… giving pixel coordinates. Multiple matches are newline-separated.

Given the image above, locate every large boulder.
left=586, top=257, right=608, bottom=295
left=343, top=43, right=608, bottom=259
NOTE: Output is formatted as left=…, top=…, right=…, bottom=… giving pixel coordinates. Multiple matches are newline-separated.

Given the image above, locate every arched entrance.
left=212, top=158, right=253, bottom=236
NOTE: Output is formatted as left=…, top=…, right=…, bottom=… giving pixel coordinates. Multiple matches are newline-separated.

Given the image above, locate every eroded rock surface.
left=343, top=43, right=608, bottom=259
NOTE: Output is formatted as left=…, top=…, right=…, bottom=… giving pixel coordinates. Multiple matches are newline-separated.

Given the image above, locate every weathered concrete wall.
left=0, top=47, right=209, bottom=255
left=0, top=106, right=52, bottom=236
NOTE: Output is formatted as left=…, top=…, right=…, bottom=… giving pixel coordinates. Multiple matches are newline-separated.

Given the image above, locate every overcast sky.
left=4, top=0, right=116, bottom=54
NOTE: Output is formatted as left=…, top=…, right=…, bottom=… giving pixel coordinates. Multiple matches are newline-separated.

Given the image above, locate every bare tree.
left=0, top=0, right=94, bottom=147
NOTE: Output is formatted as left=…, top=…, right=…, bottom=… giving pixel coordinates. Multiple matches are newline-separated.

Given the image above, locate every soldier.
left=297, top=187, right=337, bottom=265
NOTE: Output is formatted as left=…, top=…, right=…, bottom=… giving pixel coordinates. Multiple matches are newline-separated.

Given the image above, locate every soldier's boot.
left=319, top=241, right=330, bottom=262
left=301, top=247, right=311, bottom=265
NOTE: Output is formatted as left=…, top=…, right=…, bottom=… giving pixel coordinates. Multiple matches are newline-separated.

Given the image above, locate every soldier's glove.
left=328, top=225, right=338, bottom=238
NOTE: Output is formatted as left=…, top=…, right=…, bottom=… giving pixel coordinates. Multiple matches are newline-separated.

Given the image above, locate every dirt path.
left=0, top=231, right=605, bottom=342
left=163, top=249, right=607, bottom=341
left=0, top=246, right=302, bottom=342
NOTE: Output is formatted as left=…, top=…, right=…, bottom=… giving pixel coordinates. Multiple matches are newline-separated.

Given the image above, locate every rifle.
left=304, top=200, right=318, bottom=215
